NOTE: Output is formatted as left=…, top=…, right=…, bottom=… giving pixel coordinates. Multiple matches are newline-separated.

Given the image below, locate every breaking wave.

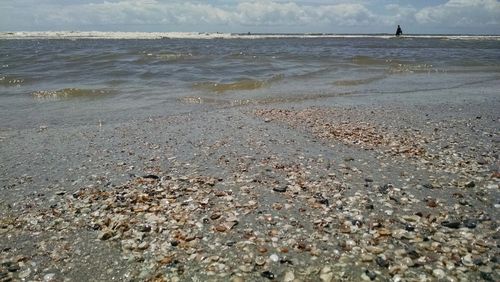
left=32, top=88, right=114, bottom=100
left=0, top=76, right=26, bottom=87
left=1, top=32, right=499, bottom=41
left=193, top=74, right=284, bottom=93
left=351, top=56, right=438, bottom=74
left=388, top=63, right=436, bottom=74
left=334, top=75, right=387, bottom=86
left=144, top=52, right=195, bottom=62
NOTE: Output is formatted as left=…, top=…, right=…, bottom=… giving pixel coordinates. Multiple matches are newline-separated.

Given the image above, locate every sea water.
left=1, top=32, right=499, bottom=129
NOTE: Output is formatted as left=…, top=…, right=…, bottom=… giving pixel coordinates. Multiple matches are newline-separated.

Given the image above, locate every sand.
left=0, top=82, right=499, bottom=281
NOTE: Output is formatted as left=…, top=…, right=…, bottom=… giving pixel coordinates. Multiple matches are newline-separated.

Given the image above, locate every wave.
left=2, top=31, right=499, bottom=41
left=32, top=88, right=114, bottom=100
left=193, top=74, right=284, bottom=93
left=145, top=52, right=194, bottom=62
left=0, top=76, right=26, bottom=87
left=334, top=75, right=386, bottom=86
left=352, top=56, right=388, bottom=66
left=388, top=63, right=435, bottom=74
left=351, top=56, right=438, bottom=74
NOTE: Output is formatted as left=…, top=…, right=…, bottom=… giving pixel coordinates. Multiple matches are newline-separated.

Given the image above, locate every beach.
left=0, top=35, right=499, bottom=281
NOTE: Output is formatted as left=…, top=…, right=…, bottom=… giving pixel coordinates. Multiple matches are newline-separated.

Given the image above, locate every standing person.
left=396, top=25, right=403, bottom=36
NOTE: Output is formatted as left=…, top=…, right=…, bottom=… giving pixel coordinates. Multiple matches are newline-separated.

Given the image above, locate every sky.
left=1, top=0, right=499, bottom=34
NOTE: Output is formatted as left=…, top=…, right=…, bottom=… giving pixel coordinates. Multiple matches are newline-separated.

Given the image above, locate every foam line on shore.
left=1, top=31, right=499, bottom=40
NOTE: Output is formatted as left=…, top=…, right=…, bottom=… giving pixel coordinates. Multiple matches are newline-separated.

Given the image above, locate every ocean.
left=1, top=32, right=499, bottom=129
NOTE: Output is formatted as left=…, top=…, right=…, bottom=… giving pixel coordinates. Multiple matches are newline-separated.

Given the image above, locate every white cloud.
left=9, top=0, right=379, bottom=29
left=1, top=0, right=499, bottom=33
left=415, top=0, right=500, bottom=27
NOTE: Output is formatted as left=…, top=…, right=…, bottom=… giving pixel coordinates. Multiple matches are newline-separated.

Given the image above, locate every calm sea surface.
left=1, top=35, right=499, bottom=129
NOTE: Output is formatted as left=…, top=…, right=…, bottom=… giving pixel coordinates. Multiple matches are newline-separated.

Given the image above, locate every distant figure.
left=395, top=25, right=403, bottom=36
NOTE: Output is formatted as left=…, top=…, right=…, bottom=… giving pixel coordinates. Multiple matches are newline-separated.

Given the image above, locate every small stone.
left=365, top=270, right=377, bottom=281
left=261, top=270, right=275, bottom=280
left=137, top=242, right=149, bottom=250
left=432, top=269, right=445, bottom=279
left=273, top=186, right=287, bottom=193
left=43, top=273, right=56, bottom=281
left=405, top=224, right=415, bottom=232
left=258, top=246, right=268, bottom=254
left=361, top=254, right=374, bottom=262
left=138, top=224, right=151, bottom=232
left=361, top=273, right=371, bottom=281
left=255, top=256, right=266, bottom=266
left=480, top=272, right=494, bottom=281
left=376, top=256, right=389, bottom=268
left=215, top=225, right=227, bottom=232
left=98, top=230, right=113, bottom=240
left=479, top=266, right=492, bottom=274
left=142, top=174, right=159, bottom=180
left=269, top=254, right=279, bottom=262
left=441, top=221, right=461, bottom=229
left=377, top=228, right=392, bottom=236
left=210, top=212, right=222, bottom=220
left=319, top=266, right=333, bottom=282
left=7, top=263, right=20, bottom=272
left=18, top=268, right=31, bottom=279
left=366, top=246, right=384, bottom=254
left=379, top=184, right=392, bottom=194
left=473, top=258, right=484, bottom=265
left=463, top=219, right=477, bottom=229
left=462, top=254, right=474, bottom=267
left=239, top=265, right=253, bottom=273
left=465, top=181, right=475, bottom=188
left=422, top=183, right=434, bottom=189
left=283, top=271, right=295, bottom=282
left=426, top=198, right=438, bottom=208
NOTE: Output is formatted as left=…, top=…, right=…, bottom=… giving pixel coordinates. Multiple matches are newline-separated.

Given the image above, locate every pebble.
left=465, top=181, right=475, bottom=188
left=261, top=271, right=275, bottom=280
left=273, top=186, right=287, bottom=193
left=43, top=273, right=56, bottom=281
left=361, top=254, right=374, bottom=262
left=255, top=256, right=266, bottom=266
left=319, top=266, right=333, bottom=282
left=376, top=256, right=390, bottom=268
left=405, top=224, right=415, bottom=232
left=432, top=268, right=445, bottom=279
left=98, top=230, right=114, bottom=240
left=441, top=221, right=461, bottom=229
left=239, top=265, right=253, bottom=273
left=18, top=268, right=31, bottom=279
left=462, top=254, right=474, bottom=267
left=269, top=254, right=279, bottom=262
left=7, top=263, right=20, bottom=272
left=365, top=270, right=377, bottom=281
left=283, top=271, right=295, bottom=282
left=463, top=219, right=477, bottom=229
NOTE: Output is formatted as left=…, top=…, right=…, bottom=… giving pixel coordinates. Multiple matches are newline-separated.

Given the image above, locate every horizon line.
left=2, top=31, right=500, bottom=35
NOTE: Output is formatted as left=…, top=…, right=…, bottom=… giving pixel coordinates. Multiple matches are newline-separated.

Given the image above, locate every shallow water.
left=1, top=35, right=499, bottom=129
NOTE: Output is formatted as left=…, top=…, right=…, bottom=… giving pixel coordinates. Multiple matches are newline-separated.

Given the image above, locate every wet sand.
left=0, top=83, right=499, bottom=281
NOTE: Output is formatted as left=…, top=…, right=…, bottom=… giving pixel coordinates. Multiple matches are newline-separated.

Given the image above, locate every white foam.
left=0, top=31, right=499, bottom=40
